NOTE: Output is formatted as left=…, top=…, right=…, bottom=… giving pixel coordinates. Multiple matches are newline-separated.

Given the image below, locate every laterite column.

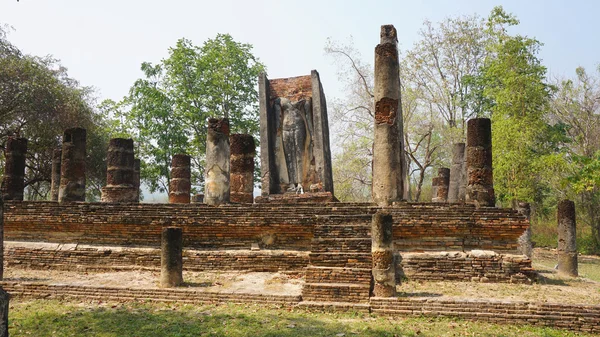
left=50, top=149, right=61, bottom=201
left=465, top=118, right=495, bottom=206
left=0, top=196, right=4, bottom=280
left=169, top=155, right=191, bottom=204
left=133, top=159, right=141, bottom=202
left=557, top=199, right=578, bottom=277
left=517, top=202, right=533, bottom=258
left=371, top=212, right=397, bottom=297
left=0, top=286, right=7, bottom=337
left=432, top=168, right=450, bottom=202
left=59, top=128, right=86, bottom=202
left=205, top=118, right=230, bottom=206
left=1, top=137, right=27, bottom=201
left=230, top=134, right=255, bottom=203
left=101, top=138, right=137, bottom=202
left=372, top=24, right=404, bottom=206
left=160, top=227, right=183, bottom=287
left=448, top=143, right=466, bottom=202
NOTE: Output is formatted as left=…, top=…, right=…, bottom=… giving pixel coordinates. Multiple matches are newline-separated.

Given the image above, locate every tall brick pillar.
left=133, top=158, right=141, bottom=202
left=205, top=118, right=230, bottom=206
left=101, top=138, right=137, bottom=202
left=59, top=127, right=86, bottom=202
left=0, top=286, right=7, bottom=337
left=50, top=148, right=62, bottom=201
left=516, top=202, right=533, bottom=258
left=557, top=199, right=578, bottom=277
left=371, top=212, right=397, bottom=297
left=160, top=227, right=183, bottom=287
left=448, top=143, right=466, bottom=202
left=372, top=25, right=404, bottom=206
left=0, top=196, right=4, bottom=280
left=1, top=137, right=27, bottom=201
left=432, top=168, right=450, bottom=202
left=169, top=154, right=191, bottom=204
left=230, top=134, right=255, bottom=204
left=465, top=118, right=495, bottom=206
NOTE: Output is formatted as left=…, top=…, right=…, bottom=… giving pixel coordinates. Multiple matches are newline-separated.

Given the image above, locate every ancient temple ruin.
left=258, top=71, right=333, bottom=199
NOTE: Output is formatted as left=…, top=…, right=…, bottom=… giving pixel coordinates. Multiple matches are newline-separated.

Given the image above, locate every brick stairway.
left=299, top=215, right=373, bottom=310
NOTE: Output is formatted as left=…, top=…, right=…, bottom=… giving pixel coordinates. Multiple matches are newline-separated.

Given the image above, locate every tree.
left=109, top=34, right=264, bottom=194
left=0, top=24, right=109, bottom=200
left=552, top=66, right=600, bottom=252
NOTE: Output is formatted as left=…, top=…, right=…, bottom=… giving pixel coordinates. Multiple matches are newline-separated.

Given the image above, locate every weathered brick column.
left=169, top=155, right=191, bottom=204
left=133, top=159, right=141, bottom=202
left=557, top=199, right=577, bottom=277
left=230, top=134, right=255, bottom=204
left=1, top=137, right=27, bottom=201
left=59, top=127, right=86, bottom=202
left=160, top=227, right=183, bottom=287
left=372, top=25, right=404, bottom=206
left=205, top=118, right=230, bottom=206
left=448, top=143, right=466, bottom=202
left=101, top=138, right=137, bottom=202
left=465, top=118, right=495, bottom=206
left=516, top=202, right=533, bottom=258
left=50, top=148, right=62, bottom=201
left=0, top=287, right=7, bottom=337
left=432, top=168, right=450, bottom=202
left=0, top=196, right=3, bottom=280
left=372, top=212, right=397, bottom=297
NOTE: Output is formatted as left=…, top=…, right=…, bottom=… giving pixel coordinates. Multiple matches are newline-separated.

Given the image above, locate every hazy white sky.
left=2, top=0, right=598, bottom=104
left=2, top=0, right=599, bottom=201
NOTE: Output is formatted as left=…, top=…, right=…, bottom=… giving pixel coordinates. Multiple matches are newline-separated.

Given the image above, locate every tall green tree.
left=109, top=34, right=264, bottom=194
left=0, top=24, right=109, bottom=200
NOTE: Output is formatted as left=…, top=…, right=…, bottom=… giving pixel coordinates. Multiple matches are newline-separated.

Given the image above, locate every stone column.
left=0, top=287, right=7, bottom=337
left=59, top=127, right=86, bottom=202
left=372, top=212, right=397, bottom=297
left=50, top=149, right=62, bottom=201
left=169, top=154, right=191, bottom=204
left=448, top=143, right=466, bottom=202
left=465, top=118, right=495, bottom=207
left=133, top=159, right=141, bottom=202
left=0, top=196, right=3, bottom=280
left=205, top=118, right=230, bottom=206
left=516, top=202, right=533, bottom=258
left=101, top=138, right=137, bottom=202
left=230, top=134, right=255, bottom=204
left=432, top=168, right=450, bottom=203
left=1, top=137, right=27, bottom=201
left=372, top=25, right=404, bottom=206
left=557, top=199, right=577, bottom=277
left=160, top=227, right=183, bottom=287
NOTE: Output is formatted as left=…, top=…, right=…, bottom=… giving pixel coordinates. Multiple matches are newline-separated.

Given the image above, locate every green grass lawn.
left=8, top=299, right=595, bottom=337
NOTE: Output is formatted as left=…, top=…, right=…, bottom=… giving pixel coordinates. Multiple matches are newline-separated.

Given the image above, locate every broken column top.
left=230, top=134, right=256, bottom=155
left=108, top=138, right=134, bottom=149
left=380, top=25, right=398, bottom=44
left=467, top=118, right=492, bottom=147
left=63, top=127, right=86, bottom=143
left=208, top=118, right=230, bottom=136
left=171, top=154, right=191, bottom=167
left=5, top=137, right=27, bottom=153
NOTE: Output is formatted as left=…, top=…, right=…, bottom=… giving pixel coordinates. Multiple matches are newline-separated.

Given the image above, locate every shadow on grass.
left=9, top=304, right=398, bottom=337
left=536, top=273, right=569, bottom=286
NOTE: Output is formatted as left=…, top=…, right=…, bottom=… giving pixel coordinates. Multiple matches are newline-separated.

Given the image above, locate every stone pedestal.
left=372, top=25, right=405, bottom=206
left=59, top=127, right=86, bottom=202
left=557, top=199, right=577, bottom=277
left=101, top=138, right=137, bottom=203
left=230, top=134, right=255, bottom=204
left=0, top=287, right=7, bottom=337
left=465, top=118, right=495, bottom=206
left=372, top=212, right=397, bottom=297
left=169, top=155, right=191, bottom=204
left=205, top=118, right=230, bottom=206
left=160, top=227, right=183, bottom=287
left=432, top=168, right=450, bottom=202
left=133, top=159, right=141, bottom=202
left=1, top=137, right=27, bottom=201
left=516, top=202, right=533, bottom=258
left=448, top=143, right=466, bottom=202
left=50, top=148, right=62, bottom=201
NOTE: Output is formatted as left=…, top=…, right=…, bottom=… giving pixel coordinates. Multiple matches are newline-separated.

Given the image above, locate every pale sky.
left=2, top=0, right=599, bottom=201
